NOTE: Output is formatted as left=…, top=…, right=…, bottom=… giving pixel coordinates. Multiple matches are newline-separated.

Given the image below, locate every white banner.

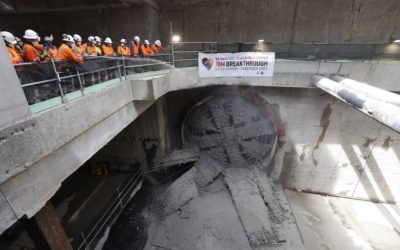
left=198, top=52, right=275, bottom=78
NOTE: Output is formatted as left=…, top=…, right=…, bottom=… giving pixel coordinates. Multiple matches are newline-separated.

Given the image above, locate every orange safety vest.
left=102, top=45, right=115, bottom=56
left=141, top=45, right=153, bottom=56
left=7, top=46, right=23, bottom=64
left=45, top=46, right=58, bottom=61
left=131, top=43, right=140, bottom=56
left=75, top=45, right=85, bottom=57
left=151, top=44, right=162, bottom=53
left=34, top=43, right=44, bottom=53
left=86, top=44, right=98, bottom=56
left=56, top=43, right=83, bottom=64
left=117, top=45, right=131, bottom=57
left=23, top=43, right=41, bottom=62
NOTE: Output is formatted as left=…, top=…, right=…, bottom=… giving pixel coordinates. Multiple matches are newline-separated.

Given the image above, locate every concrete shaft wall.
left=2, top=60, right=400, bottom=235
left=0, top=5, right=160, bottom=43
left=160, top=0, right=400, bottom=43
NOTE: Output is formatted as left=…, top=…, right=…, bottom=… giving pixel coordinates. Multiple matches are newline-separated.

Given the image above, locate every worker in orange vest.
left=2, top=31, right=23, bottom=64
left=73, top=34, right=85, bottom=57
left=22, top=29, right=47, bottom=62
left=130, top=36, right=142, bottom=57
left=141, top=40, right=153, bottom=56
left=102, top=37, right=115, bottom=56
left=43, top=35, right=58, bottom=61
left=56, top=34, right=83, bottom=64
left=34, top=36, right=44, bottom=54
left=151, top=40, right=163, bottom=53
left=85, top=36, right=98, bottom=56
left=117, top=39, right=131, bottom=57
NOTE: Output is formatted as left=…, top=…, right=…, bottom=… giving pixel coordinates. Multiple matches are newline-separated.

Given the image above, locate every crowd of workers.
left=2, top=29, right=163, bottom=65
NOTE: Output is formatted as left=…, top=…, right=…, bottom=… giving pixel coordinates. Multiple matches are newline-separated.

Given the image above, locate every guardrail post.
left=76, top=67, right=85, bottom=96
left=116, top=187, right=124, bottom=210
left=122, top=57, right=127, bottom=80
left=50, top=58, right=67, bottom=103
left=117, top=61, right=122, bottom=82
left=81, top=232, right=89, bottom=250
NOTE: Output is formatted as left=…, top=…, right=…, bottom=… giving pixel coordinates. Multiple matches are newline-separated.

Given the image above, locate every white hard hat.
left=155, top=40, right=161, bottom=46
left=134, top=36, right=140, bottom=43
left=88, top=36, right=94, bottom=42
left=44, top=35, right=53, bottom=42
left=95, top=36, right=101, bottom=42
left=73, top=34, right=82, bottom=42
left=120, top=38, right=126, bottom=44
left=23, top=29, right=39, bottom=40
left=62, top=34, right=74, bottom=42
left=144, top=40, right=150, bottom=45
left=1, top=31, right=17, bottom=45
left=104, top=37, right=112, bottom=44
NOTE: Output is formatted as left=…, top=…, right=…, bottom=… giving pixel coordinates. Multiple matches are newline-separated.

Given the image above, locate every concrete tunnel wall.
left=160, top=0, right=400, bottom=43
left=0, top=5, right=160, bottom=43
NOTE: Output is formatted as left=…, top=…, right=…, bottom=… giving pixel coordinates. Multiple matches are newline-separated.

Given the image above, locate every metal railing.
left=15, top=55, right=174, bottom=106
left=76, top=169, right=143, bottom=250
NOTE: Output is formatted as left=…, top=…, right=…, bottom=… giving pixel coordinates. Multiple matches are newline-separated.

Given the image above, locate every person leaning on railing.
left=102, top=37, right=116, bottom=56
left=141, top=40, right=153, bottom=56
left=85, top=36, right=98, bottom=57
left=117, top=39, right=131, bottom=57
left=22, top=29, right=48, bottom=62
left=43, top=35, right=58, bottom=61
left=151, top=40, right=163, bottom=53
left=55, top=34, right=84, bottom=64
left=130, top=35, right=143, bottom=57
left=2, top=31, right=23, bottom=64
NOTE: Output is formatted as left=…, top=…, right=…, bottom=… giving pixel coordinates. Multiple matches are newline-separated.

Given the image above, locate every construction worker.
left=22, top=29, right=47, bottom=62
left=117, top=39, right=130, bottom=57
left=85, top=36, right=97, bottom=56
left=43, top=35, right=58, bottom=61
left=141, top=40, right=153, bottom=56
left=102, top=37, right=115, bottom=56
left=94, top=36, right=102, bottom=56
left=34, top=36, right=44, bottom=54
left=151, top=40, right=163, bottom=53
left=55, top=34, right=83, bottom=64
left=2, top=31, right=23, bottom=64
left=73, top=34, right=85, bottom=57
left=130, top=35, right=142, bottom=57
left=14, top=37, right=24, bottom=55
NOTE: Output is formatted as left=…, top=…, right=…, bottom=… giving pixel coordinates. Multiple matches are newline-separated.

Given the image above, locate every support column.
left=24, top=201, right=72, bottom=250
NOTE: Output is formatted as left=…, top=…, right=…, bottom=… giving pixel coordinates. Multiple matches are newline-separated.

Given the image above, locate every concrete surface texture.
left=1, top=60, right=400, bottom=236
left=0, top=5, right=160, bottom=44
left=160, top=0, right=400, bottom=43
left=0, top=36, right=30, bottom=130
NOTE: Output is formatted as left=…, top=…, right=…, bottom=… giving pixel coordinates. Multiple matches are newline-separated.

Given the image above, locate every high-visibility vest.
left=102, top=45, right=115, bottom=56
left=7, top=46, right=23, bottom=64
left=151, top=44, right=162, bottom=52
left=131, top=42, right=140, bottom=56
left=23, top=43, right=41, bottom=62
left=117, top=45, right=131, bottom=56
left=141, top=45, right=153, bottom=56
left=86, top=45, right=98, bottom=56
left=56, top=43, right=83, bottom=64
